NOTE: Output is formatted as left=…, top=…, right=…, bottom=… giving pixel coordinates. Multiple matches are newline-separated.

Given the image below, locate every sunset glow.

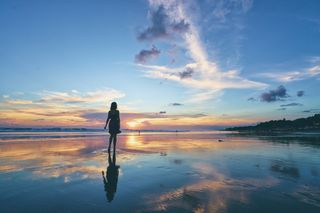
left=1, top=0, right=319, bottom=130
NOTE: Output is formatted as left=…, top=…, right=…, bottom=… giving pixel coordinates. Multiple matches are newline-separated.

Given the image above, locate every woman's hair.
left=110, top=102, right=117, bottom=110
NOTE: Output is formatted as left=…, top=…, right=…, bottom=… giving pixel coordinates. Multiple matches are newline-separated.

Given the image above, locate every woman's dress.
left=108, top=110, right=120, bottom=134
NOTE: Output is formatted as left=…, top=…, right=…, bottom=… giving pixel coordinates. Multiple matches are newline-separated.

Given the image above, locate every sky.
left=0, top=0, right=320, bottom=130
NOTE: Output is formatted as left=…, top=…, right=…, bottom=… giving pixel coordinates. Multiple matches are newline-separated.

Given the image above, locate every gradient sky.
left=1, top=0, right=320, bottom=129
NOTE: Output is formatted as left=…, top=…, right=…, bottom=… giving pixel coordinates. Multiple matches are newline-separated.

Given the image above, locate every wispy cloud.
left=200, top=0, right=254, bottom=68
left=259, top=63, right=320, bottom=82
left=36, top=89, right=124, bottom=105
left=280, top=103, right=303, bottom=107
left=308, top=64, right=320, bottom=76
left=247, top=97, right=257, bottom=102
left=209, top=0, right=253, bottom=23
left=187, top=90, right=222, bottom=103
left=3, top=100, right=33, bottom=105
left=308, top=56, right=320, bottom=63
left=141, top=63, right=266, bottom=90
left=136, top=0, right=266, bottom=102
left=302, top=109, right=320, bottom=113
left=169, top=102, right=183, bottom=106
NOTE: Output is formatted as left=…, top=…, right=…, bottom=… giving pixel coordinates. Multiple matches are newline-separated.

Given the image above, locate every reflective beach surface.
left=0, top=131, right=320, bottom=212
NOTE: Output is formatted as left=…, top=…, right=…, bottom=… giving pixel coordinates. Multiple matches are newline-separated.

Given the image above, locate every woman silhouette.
left=104, top=102, right=121, bottom=152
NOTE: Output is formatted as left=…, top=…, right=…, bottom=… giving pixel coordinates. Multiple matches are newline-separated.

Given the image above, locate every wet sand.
left=0, top=131, right=319, bottom=212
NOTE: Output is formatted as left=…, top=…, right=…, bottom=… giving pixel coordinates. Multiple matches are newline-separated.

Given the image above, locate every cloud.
left=0, top=101, right=257, bottom=129
left=270, top=162, right=300, bottom=178
left=170, top=102, right=183, bottom=106
left=247, top=97, right=257, bottom=101
left=178, top=67, right=194, bottom=79
left=80, top=111, right=216, bottom=129
left=260, top=85, right=288, bottom=103
left=81, top=112, right=106, bottom=120
left=137, top=5, right=168, bottom=41
left=81, top=111, right=250, bottom=131
left=309, top=65, right=320, bottom=76
left=260, top=64, right=320, bottom=82
left=210, top=0, right=253, bottom=23
left=0, top=89, right=263, bottom=129
left=37, top=89, right=125, bottom=105
left=141, top=63, right=266, bottom=91
left=308, top=56, right=320, bottom=63
left=0, top=89, right=126, bottom=127
left=301, top=109, right=320, bottom=113
left=3, top=100, right=33, bottom=105
left=260, top=71, right=304, bottom=82
left=297, top=90, right=305, bottom=97
left=81, top=111, right=207, bottom=122
left=137, top=1, right=266, bottom=102
left=186, top=90, right=221, bottom=103
left=135, top=46, right=161, bottom=63
left=142, top=162, right=279, bottom=213
left=277, top=108, right=286, bottom=111
left=171, top=20, right=190, bottom=33
left=280, top=103, right=303, bottom=107
left=198, top=0, right=254, bottom=69
left=137, top=5, right=189, bottom=41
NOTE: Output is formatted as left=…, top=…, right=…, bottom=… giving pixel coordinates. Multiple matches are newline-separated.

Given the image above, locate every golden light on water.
left=126, top=135, right=138, bottom=146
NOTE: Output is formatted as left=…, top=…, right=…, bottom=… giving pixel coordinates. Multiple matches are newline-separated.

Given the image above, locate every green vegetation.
left=226, top=114, right=320, bottom=132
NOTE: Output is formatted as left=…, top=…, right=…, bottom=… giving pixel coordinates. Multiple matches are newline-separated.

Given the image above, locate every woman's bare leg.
left=108, top=135, right=113, bottom=151
left=113, top=134, right=117, bottom=151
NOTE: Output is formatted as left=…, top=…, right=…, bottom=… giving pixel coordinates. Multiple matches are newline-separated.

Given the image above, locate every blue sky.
left=0, top=0, right=320, bottom=129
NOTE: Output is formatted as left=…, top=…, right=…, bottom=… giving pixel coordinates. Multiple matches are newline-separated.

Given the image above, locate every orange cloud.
left=0, top=89, right=260, bottom=129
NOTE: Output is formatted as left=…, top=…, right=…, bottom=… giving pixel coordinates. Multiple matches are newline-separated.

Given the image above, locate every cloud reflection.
left=142, top=162, right=279, bottom=212
left=0, top=135, right=134, bottom=181
left=1, top=132, right=320, bottom=211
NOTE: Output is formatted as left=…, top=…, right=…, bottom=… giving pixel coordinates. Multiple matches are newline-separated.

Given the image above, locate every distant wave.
left=0, top=127, right=103, bottom=132
left=0, top=127, right=191, bottom=133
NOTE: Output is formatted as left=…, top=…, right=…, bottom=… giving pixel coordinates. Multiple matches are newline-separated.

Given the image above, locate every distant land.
left=225, top=114, right=320, bottom=132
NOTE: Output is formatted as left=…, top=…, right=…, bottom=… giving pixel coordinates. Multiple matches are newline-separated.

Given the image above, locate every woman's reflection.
left=102, top=150, right=120, bottom=202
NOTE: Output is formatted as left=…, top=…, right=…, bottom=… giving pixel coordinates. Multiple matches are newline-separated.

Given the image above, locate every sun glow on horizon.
left=126, top=121, right=140, bottom=129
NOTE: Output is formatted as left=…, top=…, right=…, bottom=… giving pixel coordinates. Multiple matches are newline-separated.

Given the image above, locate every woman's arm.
left=104, top=112, right=110, bottom=129
left=102, top=171, right=107, bottom=184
